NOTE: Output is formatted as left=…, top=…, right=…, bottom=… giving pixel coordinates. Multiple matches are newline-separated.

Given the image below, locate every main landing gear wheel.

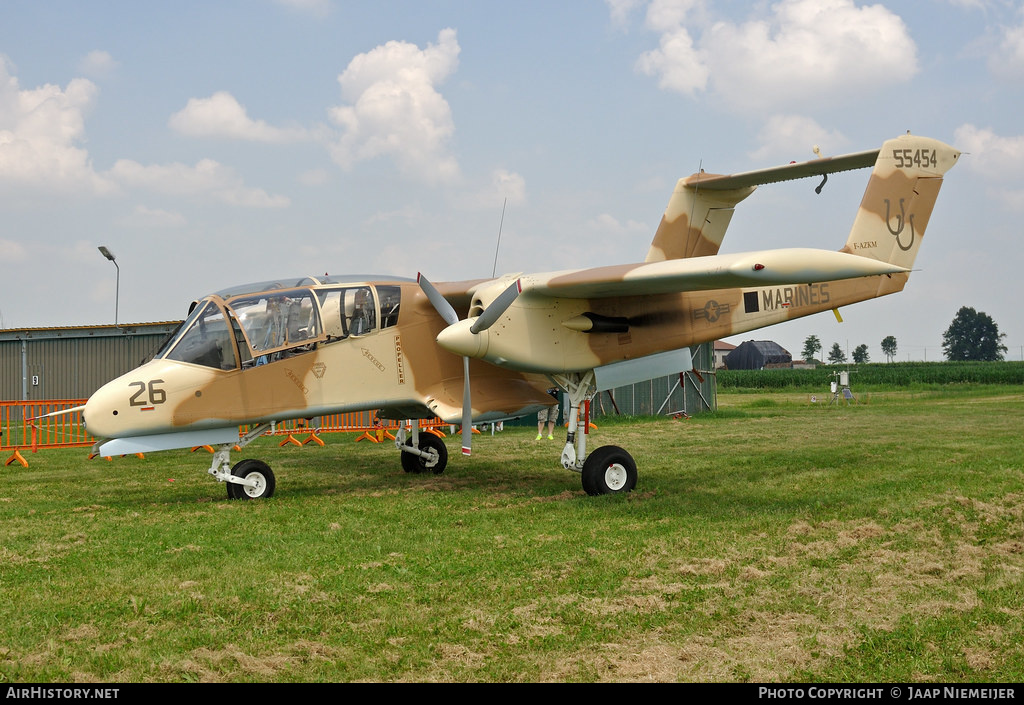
left=581, top=445, right=637, bottom=496
left=227, top=459, right=276, bottom=500
left=401, top=434, right=448, bottom=475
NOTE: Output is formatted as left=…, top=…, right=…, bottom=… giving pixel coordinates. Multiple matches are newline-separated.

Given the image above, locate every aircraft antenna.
left=491, top=197, right=507, bottom=278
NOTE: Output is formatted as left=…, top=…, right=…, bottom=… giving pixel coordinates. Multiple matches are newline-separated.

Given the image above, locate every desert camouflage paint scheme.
left=83, top=133, right=960, bottom=498
left=86, top=279, right=553, bottom=438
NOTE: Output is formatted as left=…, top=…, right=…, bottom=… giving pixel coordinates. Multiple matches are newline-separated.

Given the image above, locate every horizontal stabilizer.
left=686, top=149, right=880, bottom=191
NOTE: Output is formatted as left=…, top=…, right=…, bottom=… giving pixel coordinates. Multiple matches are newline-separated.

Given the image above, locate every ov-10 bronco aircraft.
left=83, top=132, right=960, bottom=499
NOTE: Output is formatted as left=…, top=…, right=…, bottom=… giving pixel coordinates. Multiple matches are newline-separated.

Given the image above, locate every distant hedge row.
left=716, top=361, right=1024, bottom=390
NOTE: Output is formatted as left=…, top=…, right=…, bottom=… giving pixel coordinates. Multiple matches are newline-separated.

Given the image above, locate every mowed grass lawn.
left=1, top=387, right=1022, bottom=682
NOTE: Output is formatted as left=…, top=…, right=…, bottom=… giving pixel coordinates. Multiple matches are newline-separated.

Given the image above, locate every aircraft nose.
left=83, top=382, right=121, bottom=439
left=436, top=318, right=487, bottom=358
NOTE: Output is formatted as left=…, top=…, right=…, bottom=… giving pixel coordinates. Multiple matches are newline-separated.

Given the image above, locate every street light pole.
left=98, top=246, right=119, bottom=325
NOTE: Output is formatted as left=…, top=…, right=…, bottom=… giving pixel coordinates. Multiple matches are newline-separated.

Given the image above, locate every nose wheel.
left=227, top=459, right=276, bottom=500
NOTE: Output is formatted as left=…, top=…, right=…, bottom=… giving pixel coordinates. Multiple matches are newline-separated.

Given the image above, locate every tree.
left=828, top=342, right=847, bottom=364
left=941, top=306, right=1007, bottom=361
left=852, top=344, right=870, bottom=363
left=880, top=335, right=898, bottom=363
left=801, top=334, right=822, bottom=362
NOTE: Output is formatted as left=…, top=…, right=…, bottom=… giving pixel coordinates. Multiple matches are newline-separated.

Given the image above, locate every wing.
left=522, top=247, right=907, bottom=300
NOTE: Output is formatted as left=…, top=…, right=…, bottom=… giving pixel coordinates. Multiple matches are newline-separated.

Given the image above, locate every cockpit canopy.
left=156, top=282, right=402, bottom=370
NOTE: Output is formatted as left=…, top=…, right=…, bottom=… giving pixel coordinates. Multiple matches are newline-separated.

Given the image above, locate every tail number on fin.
left=893, top=149, right=937, bottom=169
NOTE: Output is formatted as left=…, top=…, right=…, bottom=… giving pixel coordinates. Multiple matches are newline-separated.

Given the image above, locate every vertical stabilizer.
left=645, top=177, right=756, bottom=262
left=841, top=134, right=960, bottom=270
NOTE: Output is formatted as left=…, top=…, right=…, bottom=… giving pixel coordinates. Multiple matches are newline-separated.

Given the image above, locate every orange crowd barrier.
left=2, top=399, right=92, bottom=467
left=250, top=414, right=452, bottom=447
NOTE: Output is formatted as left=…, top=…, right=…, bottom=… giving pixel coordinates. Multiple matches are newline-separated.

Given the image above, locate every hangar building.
left=0, top=322, right=181, bottom=401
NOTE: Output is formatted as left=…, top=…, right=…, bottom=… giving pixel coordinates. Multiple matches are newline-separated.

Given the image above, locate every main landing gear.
left=580, top=444, right=637, bottom=495
left=552, top=371, right=638, bottom=496
left=388, top=373, right=638, bottom=496
left=395, top=424, right=449, bottom=475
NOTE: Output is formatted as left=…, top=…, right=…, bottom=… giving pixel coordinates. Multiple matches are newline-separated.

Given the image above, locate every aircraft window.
left=163, top=301, right=238, bottom=370
left=349, top=287, right=375, bottom=336
left=154, top=320, right=188, bottom=360
left=228, top=289, right=323, bottom=363
left=228, top=310, right=253, bottom=368
left=378, top=286, right=401, bottom=328
left=317, top=287, right=378, bottom=341
left=213, top=278, right=319, bottom=299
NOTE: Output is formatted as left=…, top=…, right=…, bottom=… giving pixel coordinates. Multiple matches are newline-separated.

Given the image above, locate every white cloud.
left=327, top=28, right=461, bottom=183
left=587, top=213, right=648, bottom=235
left=606, top=0, right=646, bottom=28
left=644, top=0, right=704, bottom=33
left=631, top=0, right=918, bottom=112
left=0, top=58, right=290, bottom=210
left=298, top=168, right=330, bottom=186
left=107, top=158, right=290, bottom=208
left=953, top=124, right=1024, bottom=209
left=0, top=238, right=28, bottom=263
left=274, top=0, right=332, bottom=18
left=117, top=205, right=187, bottom=228
left=636, top=26, right=709, bottom=95
left=361, top=203, right=425, bottom=228
left=0, top=56, right=115, bottom=194
left=78, top=50, right=118, bottom=78
left=989, top=12, right=1024, bottom=78
left=456, top=168, right=527, bottom=210
left=750, top=115, right=848, bottom=162
left=953, top=124, right=1024, bottom=176
left=169, top=91, right=310, bottom=143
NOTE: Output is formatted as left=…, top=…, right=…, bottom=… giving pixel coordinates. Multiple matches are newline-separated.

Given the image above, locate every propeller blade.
left=461, top=357, right=472, bottom=456
left=419, top=272, right=475, bottom=455
left=417, top=272, right=458, bottom=326
left=469, top=279, right=521, bottom=334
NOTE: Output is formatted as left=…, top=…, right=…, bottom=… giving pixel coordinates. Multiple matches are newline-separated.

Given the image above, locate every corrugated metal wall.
left=590, top=341, right=716, bottom=418
left=0, top=323, right=181, bottom=400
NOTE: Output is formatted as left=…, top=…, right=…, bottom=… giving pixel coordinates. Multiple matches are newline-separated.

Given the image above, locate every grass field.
left=1, top=387, right=1022, bottom=683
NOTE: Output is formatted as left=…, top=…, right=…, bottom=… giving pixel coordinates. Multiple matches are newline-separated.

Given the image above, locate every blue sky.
left=2, top=0, right=1023, bottom=363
